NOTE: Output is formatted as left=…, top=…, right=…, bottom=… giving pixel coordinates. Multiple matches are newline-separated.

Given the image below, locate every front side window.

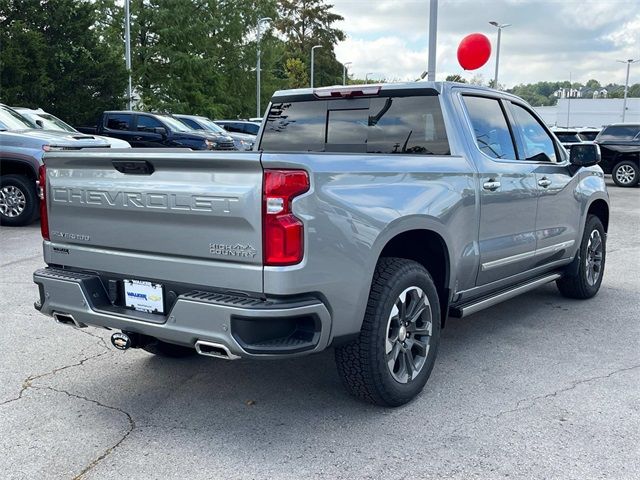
left=136, top=115, right=163, bottom=131
left=462, top=96, right=516, bottom=160
left=177, top=117, right=201, bottom=130
left=510, top=104, right=557, bottom=162
left=261, top=95, right=450, bottom=155
left=106, top=114, right=131, bottom=131
left=554, top=132, right=581, bottom=144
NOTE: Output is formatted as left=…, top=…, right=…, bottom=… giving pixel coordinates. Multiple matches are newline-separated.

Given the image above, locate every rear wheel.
left=335, top=258, right=441, bottom=407
left=612, top=160, right=639, bottom=187
left=142, top=340, right=195, bottom=358
left=0, top=174, right=38, bottom=226
left=557, top=215, right=606, bottom=299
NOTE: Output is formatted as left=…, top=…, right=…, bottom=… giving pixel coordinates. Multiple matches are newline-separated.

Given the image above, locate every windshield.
left=27, top=112, right=76, bottom=132
left=199, top=118, right=227, bottom=134
left=157, top=115, right=191, bottom=132
left=555, top=132, right=581, bottom=143
left=578, top=131, right=598, bottom=141
left=0, top=106, right=37, bottom=130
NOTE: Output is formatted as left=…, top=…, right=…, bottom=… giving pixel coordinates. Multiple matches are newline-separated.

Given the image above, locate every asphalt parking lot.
left=0, top=178, right=638, bottom=480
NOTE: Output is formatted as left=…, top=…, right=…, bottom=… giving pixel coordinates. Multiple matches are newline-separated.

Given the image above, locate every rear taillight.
left=38, top=165, right=49, bottom=240
left=263, top=169, right=309, bottom=266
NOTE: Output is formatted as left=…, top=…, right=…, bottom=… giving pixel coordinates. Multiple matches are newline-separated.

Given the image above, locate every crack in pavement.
left=28, top=386, right=136, bottom=480
left=449, top=363, right=640, bottom=437
left=0, top=254, right=42, bottom=269
left=0, top=331, right=110, bottom=408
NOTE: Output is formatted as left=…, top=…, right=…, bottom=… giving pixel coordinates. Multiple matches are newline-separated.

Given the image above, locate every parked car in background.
left=215, top=120, right=261, bottom=136
left=595, top=123, right=640, bottom=187
left=576, top=127, right=601, bottom=142
left=78, top=111, right=236, bottom=150
left=0, top=104, right=112, bottom=226
left=174, top=114, right=254, bottom=151
left=551, top=127, right=584, bottom=151
left=14, top=107, right=131, bottom=148
left=248, top=117, right=263, bottom=123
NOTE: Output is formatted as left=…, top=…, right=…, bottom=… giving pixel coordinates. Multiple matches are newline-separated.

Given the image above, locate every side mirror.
left=153, top=126, right=167, bottom=136
left=570, top=143, right=600, bottom=167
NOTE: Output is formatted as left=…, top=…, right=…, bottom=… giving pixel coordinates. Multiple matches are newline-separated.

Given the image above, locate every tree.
left=445, top=74, right=466, bottom=83
left=586, top=79, right=601, bottom=89
left=284, top=58, right=308, bottom=88
left=276, top=0, right=346, bottom=87
left=0, top=0, right=128, bottom=124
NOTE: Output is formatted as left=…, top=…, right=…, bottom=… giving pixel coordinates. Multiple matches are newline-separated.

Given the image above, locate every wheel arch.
left=377, top=228, right=451, bottom=327
left=0, top=157, right=38, bottom=181
left=587, top=198, right=609, bottom=232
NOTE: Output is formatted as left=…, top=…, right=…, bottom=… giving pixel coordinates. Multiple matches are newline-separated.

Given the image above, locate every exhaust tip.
left=195, top=340, right=239, bottom=360
left=53, top=312, right=87, bottom=328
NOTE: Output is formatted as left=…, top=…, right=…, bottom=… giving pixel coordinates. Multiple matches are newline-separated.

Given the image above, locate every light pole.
left=365, top=72, right=374, bottom=84
left=617, top=59, right=638, bottom=122
left=342, top=62, right=352, bottom=85
left=124, top=0, right=132, bottom=109
left=427, top=0, right=438, bottom=81
left=310, top=45, right=322, bottom=88
left=256, top=17, right=272, bottom=118
left=489, top=21, right=511, bottom=90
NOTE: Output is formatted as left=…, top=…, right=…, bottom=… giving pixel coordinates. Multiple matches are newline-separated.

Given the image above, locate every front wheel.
left=557, top=215, right=606, bottom=299
left=335, top=258, right=441, bottom=407
left=612, top=160, right=639, bottom=187
left=0, top=174, right=39, bottom=226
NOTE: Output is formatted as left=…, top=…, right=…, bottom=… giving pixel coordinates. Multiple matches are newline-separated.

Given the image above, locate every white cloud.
left=331, top=0, right=640, bottom=87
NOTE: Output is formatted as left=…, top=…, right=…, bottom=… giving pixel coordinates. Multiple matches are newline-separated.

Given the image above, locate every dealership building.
left=535, top=98, right=640, bottom=128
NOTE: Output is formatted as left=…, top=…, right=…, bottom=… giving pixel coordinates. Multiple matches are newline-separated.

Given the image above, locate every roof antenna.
left=415, top=71, right=428, bottom=82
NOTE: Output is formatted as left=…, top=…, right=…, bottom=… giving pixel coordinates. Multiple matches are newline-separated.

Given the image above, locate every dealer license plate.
left=124, top=279, right=164, bottom=314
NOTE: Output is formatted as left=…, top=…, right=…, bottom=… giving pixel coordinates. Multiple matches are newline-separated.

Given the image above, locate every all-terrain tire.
left=335, top=258, right=441, bottom=407
left=557, top=215, right=606, bottom=299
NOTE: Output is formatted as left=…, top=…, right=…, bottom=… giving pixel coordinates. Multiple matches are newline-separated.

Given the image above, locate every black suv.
left=595, top=124, right=640, bottom=187
left=78, top=111, right=236, bottom=150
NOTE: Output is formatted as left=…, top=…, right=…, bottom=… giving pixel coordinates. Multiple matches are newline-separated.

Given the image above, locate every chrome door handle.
left=538, top=177, right=552, bottom=188
left=483, top=180, right=501, bottom=191
left=132, top=136, right=143, bottom=141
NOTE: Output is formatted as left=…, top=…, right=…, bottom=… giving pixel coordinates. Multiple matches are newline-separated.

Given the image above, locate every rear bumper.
left=33, top=268, right=331, bottom=359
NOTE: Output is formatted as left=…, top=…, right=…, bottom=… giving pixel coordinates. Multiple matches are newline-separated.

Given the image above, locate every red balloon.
left=457, top=33, right=492, bottom=70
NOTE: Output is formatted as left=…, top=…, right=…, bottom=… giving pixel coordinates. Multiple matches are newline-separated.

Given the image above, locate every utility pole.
left=489, top=21, right=511, bottom=90
left=311, top=45, right=322, bottom=88
left=427, top=0, right=438, bottom=81
left=343, top=62, right=352, bottom=86
left=365, top=72, right=374, bottom=84
left=618, top=59, right=638, bottom=122
left=256, top=17, right=272, bottom=118
left=124, top=0, right=132, bottom=110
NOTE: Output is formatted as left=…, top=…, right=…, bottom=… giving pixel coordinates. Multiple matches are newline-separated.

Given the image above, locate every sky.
left=331, top=0, right=640, bottom=87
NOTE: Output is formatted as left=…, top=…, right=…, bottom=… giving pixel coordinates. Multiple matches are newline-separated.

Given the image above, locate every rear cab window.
left=260, top=90, right=450, bottom=155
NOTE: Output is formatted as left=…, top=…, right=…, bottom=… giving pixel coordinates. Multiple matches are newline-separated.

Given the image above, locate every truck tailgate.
left=43, top=150, right=264, bottom=293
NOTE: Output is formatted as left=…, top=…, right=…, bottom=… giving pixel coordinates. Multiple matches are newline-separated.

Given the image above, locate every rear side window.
left=106, top=114, right=131, bottom=131
left=261, top=95, right=450, bottom=155
left=462, top=96, right=516, bottom=160
left=242, top=123, right=260, bottom=135
left=597, top=125, right=640, bottom=141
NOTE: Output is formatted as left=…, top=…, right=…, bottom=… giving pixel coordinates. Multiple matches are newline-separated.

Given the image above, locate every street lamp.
left=256, top=17, right=272, bottom=118
left=617, top=59, right=638, bottom=122
left=489, top=21, right=511, bottom=90
left=365, top=72, right=374, bottom=84
left=124, top=0, right=132, bottom=110
left=311, top=45, right=322, bottom=88
left=343, top=62, right=352, bottom=86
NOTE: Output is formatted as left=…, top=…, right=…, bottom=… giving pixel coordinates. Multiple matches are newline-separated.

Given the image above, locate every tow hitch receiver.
left=111, top=332, right=133, bottom=350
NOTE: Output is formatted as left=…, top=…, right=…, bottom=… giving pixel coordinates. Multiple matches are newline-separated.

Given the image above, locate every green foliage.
left=0, top=0, right=128, bottom=124
left=285, top=58, right=308, bottom=88
left=445, top=74, right=466, bottom=83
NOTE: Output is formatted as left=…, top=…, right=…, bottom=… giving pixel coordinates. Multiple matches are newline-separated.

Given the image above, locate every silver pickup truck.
left=33, top=82, right=609, bottom=406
